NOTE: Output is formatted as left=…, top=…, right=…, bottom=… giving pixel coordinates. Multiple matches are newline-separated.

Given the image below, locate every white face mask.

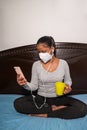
left=39, top=52, right=53, bottom=63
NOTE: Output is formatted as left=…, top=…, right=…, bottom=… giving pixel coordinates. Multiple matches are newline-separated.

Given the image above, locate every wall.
left=0, top=0, right=87, bottom=51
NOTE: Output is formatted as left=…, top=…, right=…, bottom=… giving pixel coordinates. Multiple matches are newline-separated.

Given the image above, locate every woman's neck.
left=40, top=56, right=59, bottom=72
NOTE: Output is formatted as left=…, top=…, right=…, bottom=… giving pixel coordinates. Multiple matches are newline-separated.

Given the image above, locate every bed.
left=0, top=42, right=87, bottom=130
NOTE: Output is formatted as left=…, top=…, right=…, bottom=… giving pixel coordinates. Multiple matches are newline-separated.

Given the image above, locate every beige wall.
left=0, top=0, right=87, bottom=51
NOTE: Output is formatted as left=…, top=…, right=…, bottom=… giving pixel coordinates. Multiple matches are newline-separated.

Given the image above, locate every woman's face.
left=37, top=43, right=55, bottom=63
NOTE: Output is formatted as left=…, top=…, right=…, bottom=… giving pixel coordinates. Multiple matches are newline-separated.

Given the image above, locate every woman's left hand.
left=64, top=85, right=72, bottom=94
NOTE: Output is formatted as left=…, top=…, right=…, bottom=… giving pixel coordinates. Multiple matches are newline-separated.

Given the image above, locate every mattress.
left=0, top=94, right=87, bottom=130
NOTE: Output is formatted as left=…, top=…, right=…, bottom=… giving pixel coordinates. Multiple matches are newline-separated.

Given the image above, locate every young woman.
left=14, top=36, right=87, bottom=119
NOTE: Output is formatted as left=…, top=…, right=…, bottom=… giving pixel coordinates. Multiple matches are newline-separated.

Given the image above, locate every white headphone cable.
left=31, top=62, right=52, bottom=109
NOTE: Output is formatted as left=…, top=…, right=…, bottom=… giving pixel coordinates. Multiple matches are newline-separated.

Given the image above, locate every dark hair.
left=36, top=36, right=56, bottom=48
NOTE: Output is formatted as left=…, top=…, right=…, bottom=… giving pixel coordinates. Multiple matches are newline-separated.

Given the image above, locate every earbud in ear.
left=51, top=47, right=54, bottom=54
left=52, top=49, right=54, bottom=53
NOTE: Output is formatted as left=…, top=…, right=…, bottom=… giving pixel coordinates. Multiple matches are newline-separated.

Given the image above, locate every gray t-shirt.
left=24, top=59, right=72, bottom=97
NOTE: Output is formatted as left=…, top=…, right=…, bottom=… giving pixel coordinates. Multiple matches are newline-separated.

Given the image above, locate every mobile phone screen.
left=14, top=66, right=25, bottom=78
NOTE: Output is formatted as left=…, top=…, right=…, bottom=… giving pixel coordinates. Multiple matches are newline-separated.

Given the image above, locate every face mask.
left=39, top=52, right=53, bottom=63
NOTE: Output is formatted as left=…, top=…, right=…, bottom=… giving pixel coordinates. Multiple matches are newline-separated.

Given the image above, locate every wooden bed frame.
left=0, top=42, right=87, bottom=95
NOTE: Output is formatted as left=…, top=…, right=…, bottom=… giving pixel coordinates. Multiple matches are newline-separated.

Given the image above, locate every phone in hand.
left=14, top=66, right=25, bottom=79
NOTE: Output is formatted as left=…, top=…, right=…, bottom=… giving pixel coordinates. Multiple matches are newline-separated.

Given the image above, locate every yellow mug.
left=55, top=82, right=66, bottom=96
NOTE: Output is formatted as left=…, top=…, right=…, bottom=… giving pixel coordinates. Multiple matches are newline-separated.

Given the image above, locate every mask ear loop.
left=31, top=62, right=52, bottom=109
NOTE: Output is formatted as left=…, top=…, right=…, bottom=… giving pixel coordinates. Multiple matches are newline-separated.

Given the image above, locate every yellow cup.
left=55, top=82, right=66, bottom=96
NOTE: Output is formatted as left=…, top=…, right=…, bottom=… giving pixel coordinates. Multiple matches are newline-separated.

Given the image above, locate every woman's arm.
left=23, top=62, right=39, bottom=91
left=16, top=62, right=39, bottom=91
left=64, top=61, right=72, bottom=94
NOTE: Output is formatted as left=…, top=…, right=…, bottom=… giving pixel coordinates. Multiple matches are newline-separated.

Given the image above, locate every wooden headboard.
left=0, top=42, right=87, bottom=95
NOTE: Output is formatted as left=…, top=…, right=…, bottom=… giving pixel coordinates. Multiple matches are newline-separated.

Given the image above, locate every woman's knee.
left=14, top=97, right=35, bottom=114
left=14, top=98, right=23, bottom=113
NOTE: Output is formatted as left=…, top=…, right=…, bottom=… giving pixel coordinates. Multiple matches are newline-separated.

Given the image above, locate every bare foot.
left=29, top=106, right=67, bottom=117
left=52, top=105, right=67, bottom=111
left=30, top=114, right=47, bottom=118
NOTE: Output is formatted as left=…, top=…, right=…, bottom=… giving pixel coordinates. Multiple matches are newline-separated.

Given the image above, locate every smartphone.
left=14, top=66, right=25, bottom=78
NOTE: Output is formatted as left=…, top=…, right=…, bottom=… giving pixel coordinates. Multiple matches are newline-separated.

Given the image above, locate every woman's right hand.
left=17, top=74, right=27, bottom=86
